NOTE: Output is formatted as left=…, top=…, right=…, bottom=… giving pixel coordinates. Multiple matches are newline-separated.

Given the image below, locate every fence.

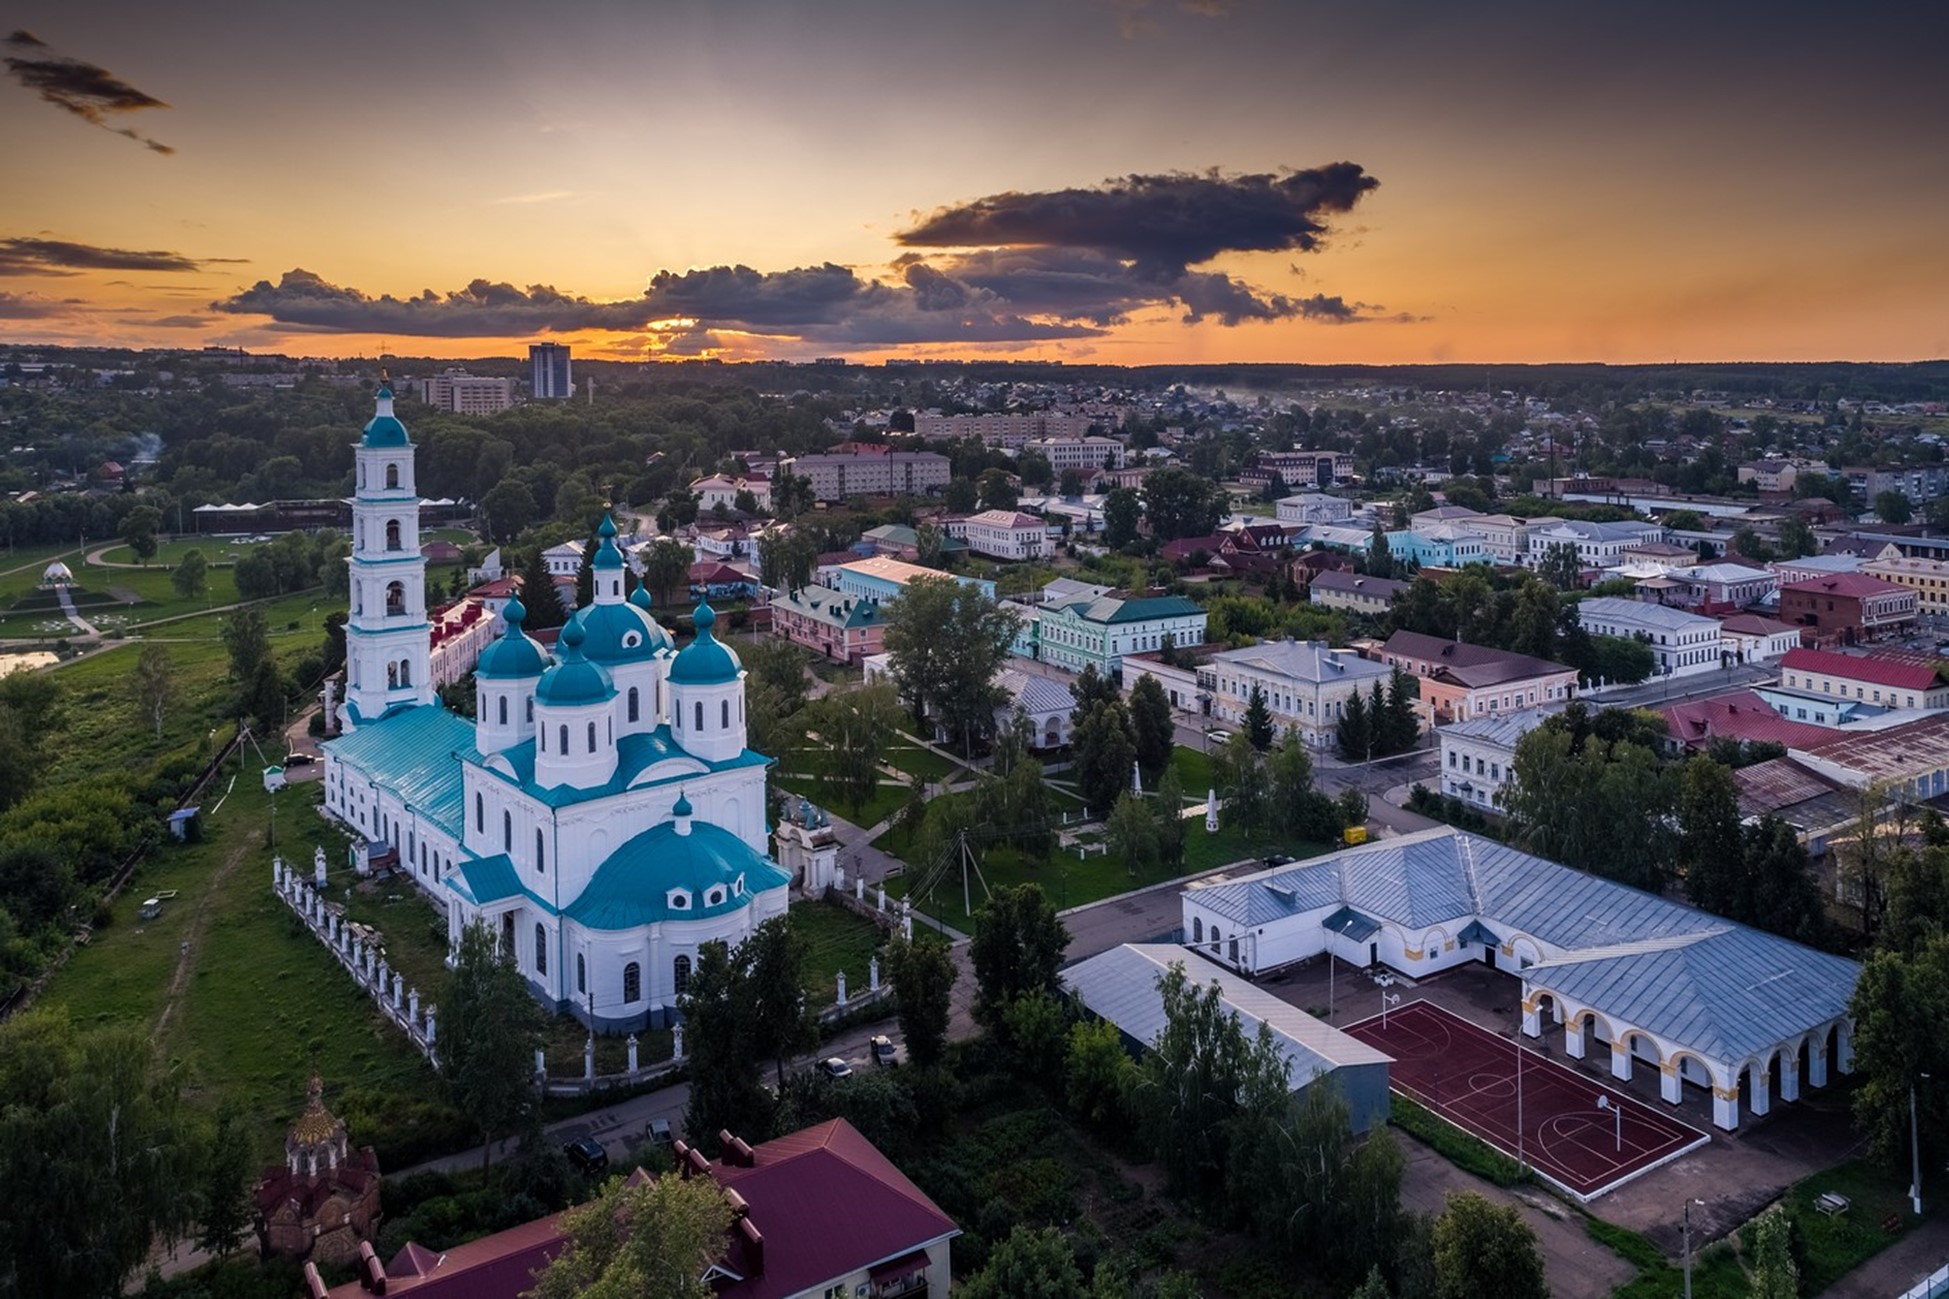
left=1896, top=1264, right=1949, bottom=1299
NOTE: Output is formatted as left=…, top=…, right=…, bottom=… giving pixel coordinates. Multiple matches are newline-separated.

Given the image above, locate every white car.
left=817, top=1056, right=853, bottom=1080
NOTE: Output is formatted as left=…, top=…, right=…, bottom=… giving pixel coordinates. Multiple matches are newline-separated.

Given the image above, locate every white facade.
left=1436, top=707, right=1558, bottom=812
left=416, top=369, right=512, bottom=415
left=1276, top=493, right=1354, bottom=526
left=340, top=384, right=435, bottom=728
left=1193, top=640, right=1394, bottom=748
left=952, top=509, right=1053, bottom=560
left=1023, top=435, right=1127, bottom=471
left=1575, top=597, right=1723, bottom=677
left=1526, top=519, right=1664, bottom=570
left=1719, top=616, right=1804, bottom=665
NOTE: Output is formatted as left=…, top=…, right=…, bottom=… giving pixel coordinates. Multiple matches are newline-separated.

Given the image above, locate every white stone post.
left=672, top=1023, right=685, bottom=1061
left=1809, top=1040, right=1830, bottom=1088
left=1564, top=1018, right=1586, bottom=1059
left=377, top=958, right=389, bottom=994
left=534, top=1048, right=546, bottom=1081
left=1712, top=1083, right=1740, bottom=1131
left=424, top=1007, right=436, bottom=1047
left=836, top=970, right=848, bottom=1006
left=869, top=955, right=880, bottom=994
left=855, top=875, right=864, bottom=901
left=314, top=845, right=327, bottom=887
left=627, top=1034, right=639, bottom=1074
left=1749, top=1065, right=1772, bottom=1117
left=273, top=860, right=283, bottom=889
left=1661, top=1061, right=1684, bottom=1105
left=409, top=987, right=420, bottom=1021
left=583, top=1038, right=595, bottom=1081
left=1780, top=1051, right=1801, bottom=1102
left=877, top=884, right=886, bottom=912
left=392, top=972, right=404, bottom=1009
left=835, top=864, right=846, bottom=893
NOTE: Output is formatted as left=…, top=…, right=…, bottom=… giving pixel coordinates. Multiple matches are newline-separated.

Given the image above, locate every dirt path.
left=151, top=806, right=255, bottom=1048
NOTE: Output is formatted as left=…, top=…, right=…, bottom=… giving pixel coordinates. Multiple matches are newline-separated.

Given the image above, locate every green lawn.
left=777, top=771, right=910, bottom=831
left=791, top=898, right=891, bottom=1006
left=1782, top=1158, right=1925, bottom=1292
left=1170, top=745, right=1217, bottom=795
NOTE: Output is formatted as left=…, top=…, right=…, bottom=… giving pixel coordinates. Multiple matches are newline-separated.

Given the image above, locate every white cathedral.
left=321, top=382, right=788, bottom=1031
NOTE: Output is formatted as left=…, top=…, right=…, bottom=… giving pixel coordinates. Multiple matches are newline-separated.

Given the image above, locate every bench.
left=1814, top=1193, right=1850, bottom=1217
left=1883, top=1212, right=1903, bottom=1234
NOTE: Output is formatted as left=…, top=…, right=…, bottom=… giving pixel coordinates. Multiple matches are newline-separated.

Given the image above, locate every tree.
left=515, top=547, right=567, bottom=630
left=642, top=538, right=694, bottom=608
left=242, top=656, right=287, bottom=729
left=1069, top=664, right=1121, bottom=714
left=758, top=527, right=818, bottom=592
left=1104, top=487, right=1143, bottom=549
left=1154, top=764, right=1188, bottom=869
left=958, top=1224, right=1086, bottom=1299
left=943, top=476, right=979, bottom=514
left=1059, top=467, right=1087, bottom=497
left=1748, top=1207, right=1800, bottom=1299
left=1242, top=684, right=1275, bottom=751
left=525, top=1170, right=734, bottom=1299
left=1213, top=731, right=1270, bottom=833
left=1016, top=452, right=1053, bottom=490
left=1848, top=931, right=1949, bottom=1175
left=1130, top=962, right=1253, bottom=1197
left=1678, top=756, right=1745, bottom=916
left=969, top=883, right=1068, bottom=1031
left=438, top=921, right=546, bottom=1171
left=130, top=642, right=174, bottom=740
left=170, top=547, right=208, bottom=599
left=1065, top=1016, right=1133, bottom=1129
left=882, top=935, right=956, bottom=1068
left=914, top=522, right=945, bottom=569
left=1537, top=542, right=1582, bottom=591
left=739, top=915, right=818, bottom=1091
left=1367, top=523, right=1396, bottom=579
left=977, top=467, right=1019, bottom=511
left=680, top=939, right=769, bottom=1148
left=882, top=577, right=1020, bottom=756
left=121, top=504, right=162, bottom=564
left=195, top=1104, right=254, bottom=1260
left=221, top=606, right=271, bottom=686
left=772, top=473, right=815, bottom=521
left=1107, top=791, right=1159, bottom=876
left=1383, top=668, right=1421, bottom=754
left=0, top=1008, right=198, bottom=1299
left=808, top=682, right=902, bottom=816
left=1430, top=1192, right=1547, bottom=1299
left=1072, top=700, right=1138, bottom=816
left=1142, top=467, right=1225, bottom=542
left=1337, top=687, right=1373, bottom=761
left=1875, top=490, right=1914, bottom=525
left=1127, top=674, right=1175, bottom=774
left=478, top=478, right=538, bottom=542
left=1777, top=516, right=1818, bottom=559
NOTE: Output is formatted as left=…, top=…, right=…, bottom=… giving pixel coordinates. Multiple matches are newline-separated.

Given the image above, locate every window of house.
left=721, top=699, right=730, bottom=729
left=674, top=954, right=691, bottom=993
left=559, top=724, right=569, bottom=754
left=498, top=695, right=508, bottom=726
left=694, top=701, right=704, bottom=731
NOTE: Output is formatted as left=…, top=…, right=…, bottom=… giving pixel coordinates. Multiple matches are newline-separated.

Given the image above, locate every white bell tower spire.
left=339, top=376, right=433, bottom=730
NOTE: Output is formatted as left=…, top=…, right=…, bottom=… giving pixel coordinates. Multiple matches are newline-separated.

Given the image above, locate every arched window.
left=385, top=581, right=405, bottom=615
left=385, top=519, right=402, bottom=551
left=475, top=793, right=484, bottom=832
left=558, top=724, right=568, bottom=755
left=398, top=660, right=411, bottom=687
left=627, top=687, right=639, bottom=723
left=694, top=701, right=704, bottom=731
left=534, top=924, right=547, bottom=975
left=536, top=828, right=545, bottom=873
left=587, top=721, right=596, bottom=753
left=721, top=700, right=730, bottom=729
left=385, top=462, right=399, bottom=489
left=1192, top=916, right=1203, bottom=943
left=503, top=810, right=512, bottom=852
left=387, top=662, right=398, bottom=689
left=497, top=695, right=508, bottom=726
left=1211, top=927, right=1221, bottom=952
left=539, top=726, right=545, bottom=753
left=623, top=962, right=641, bottom=1003
left=576, top=953, right=586, bottom=994
left=674, top=954, right=692, bottom=994
left=1228, top=936, right=1239, bottom=964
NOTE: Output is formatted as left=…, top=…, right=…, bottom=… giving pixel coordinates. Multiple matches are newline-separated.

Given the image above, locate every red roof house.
left=1662, top=690, right=1842, bottom=754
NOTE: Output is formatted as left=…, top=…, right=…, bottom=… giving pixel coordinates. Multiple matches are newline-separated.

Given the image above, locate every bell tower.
left=340, top=379, right=434, bottom=729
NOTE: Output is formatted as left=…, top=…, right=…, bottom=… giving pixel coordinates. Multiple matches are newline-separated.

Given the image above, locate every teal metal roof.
left=476, top=595, right=551, bottom=680
left=324, top=704, right=472, bottom=837
left=1322, top=906, right=1380, bottom=943
left=564, top=821, right=789, bottom=930
left=464, top=725, right=771, bottom=809
left=534, top=622, right=615, bottom=706
left=445, top=854, right=548, bottom=909
left=629, top=584, right=654, bottom=613
left=566, top=599, right=669, bottom=665
left=361, top=385, right=410, bottom=448
left=1062, top=594, right=1204, bottom=625
left=592, top=513, right=625, bottom=570
left=668, top=601, right=741, bottom=685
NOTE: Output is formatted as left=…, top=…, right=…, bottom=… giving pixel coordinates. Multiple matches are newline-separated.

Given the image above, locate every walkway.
left=52, top=585, right=99, bottom=637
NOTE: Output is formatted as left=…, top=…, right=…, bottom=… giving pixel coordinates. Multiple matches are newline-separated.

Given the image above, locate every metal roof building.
left=1062, top=944, right=1393, bottom=1133
left=1180, top=827, right=1859, bottom=1131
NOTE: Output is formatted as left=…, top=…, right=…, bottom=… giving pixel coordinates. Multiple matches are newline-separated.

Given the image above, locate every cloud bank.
left=0, top=236, right=239, bottom=276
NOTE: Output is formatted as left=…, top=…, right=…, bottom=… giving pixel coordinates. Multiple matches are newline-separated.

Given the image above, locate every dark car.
left=564, top=1135, right=609, bottom=1175
left=284, top=752, right=316, bottom=767
left=647, top=1118, right=673, bottom=1147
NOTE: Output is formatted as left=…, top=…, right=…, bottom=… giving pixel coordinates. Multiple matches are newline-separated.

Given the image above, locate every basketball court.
left=1344, top=1000, right=1709, bottom=1200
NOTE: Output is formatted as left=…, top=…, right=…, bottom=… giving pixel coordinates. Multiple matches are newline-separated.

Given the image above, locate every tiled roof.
left=325, top=705, right=475, bottom=838
left=1718, top=614, right=1799, bottom=636
left=1780, top=647, right=1943, bottom=692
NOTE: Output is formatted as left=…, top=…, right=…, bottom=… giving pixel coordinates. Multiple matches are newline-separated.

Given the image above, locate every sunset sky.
left=4, top=0, right=1945, bottom=365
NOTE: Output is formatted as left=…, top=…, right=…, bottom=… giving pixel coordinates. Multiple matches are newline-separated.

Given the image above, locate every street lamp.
left=1375, top=971, right=1399, bottom=1027
left=1681, top=1198, right=1706, bottom=1299
left=1596, top=1094, right=1621, bottom=1153
left=1911, top=1073, right=1931, bottom=1216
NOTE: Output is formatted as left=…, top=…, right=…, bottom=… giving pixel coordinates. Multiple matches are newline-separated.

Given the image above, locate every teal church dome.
left=361, top=383, right=410, bottom=449
left=592, top=513, right=625, bottom=569
left=476, top=595, right=550, bottom=679
left=566, top=600, right=669, bottom=664
left=668, top=601, right=741, bottom=686
left=534, top=621, right=615, bottom=706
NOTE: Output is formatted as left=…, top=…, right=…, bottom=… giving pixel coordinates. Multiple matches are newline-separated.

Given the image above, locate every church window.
left=1229, top=936, right=1239, bottom=963
left=576, top=953, right=586, bottom=994
left=386, top=519, right=402, bottom=551
left=1193, top=916, right=1203, bottom=943
left=498, top=695, right=508, bottom=726
left=503, top=810, right=512, bottom=852
left=587, top=721, right=596, bottom=753
left=721, top=700, right=730, bottom=729
left=536, top=828, right=545, bottom=873
left=387, top=663, right=398, bottom=689
left=623, top=962, right=641, bottom=1003
left=525, top=697, right=533, bottom=723
left=398, top=660, right=411, bottom=688
left=694, top=701, right=704, bottom=731
left=385, top=462, right=399, bottom=489
left=674, top=954, right=691, bottom=993
left=534, top=924, right=547, bottom=975
left=706, top=886, right=725, bottom=907
left=559, top=724, right=568, bottom=754
left=627, top=687, right=639, bottom=723
left=385, top=581, right=405, bottom=616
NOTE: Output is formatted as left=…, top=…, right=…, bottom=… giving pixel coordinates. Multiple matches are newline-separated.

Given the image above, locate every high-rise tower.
left=339, top=380, right=434, bottom=729
left=529, top=342, right=572, bottom=399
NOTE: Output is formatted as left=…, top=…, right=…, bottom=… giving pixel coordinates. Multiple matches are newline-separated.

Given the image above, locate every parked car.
left=817, top=1056, right=854, bottom=1080
left=870, top=1034, right=897, bottom=1067
left=646, top=1118, right=673, bottom=1148
left=284, top=752, right=316, bottom=767
left=563, top=1135, right=608, bottom=1175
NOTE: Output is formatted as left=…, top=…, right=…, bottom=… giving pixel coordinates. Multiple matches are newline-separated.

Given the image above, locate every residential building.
left=1776, top=647, right=1949, bottom=711
left=767, top=583, right=887, bottom=664
left=1525, top=519, right=1665, bottom=570
left=1660, top=562, right=1778, bottom=616
left=1719, top=614, right=1803, bottom=665
left=1842, top=464, right=1949, bottom=507
left=778, top=450, right=950, bottom=502
left=1771, top=554, right=1863, bottom=585
left=914, top=411, right=1091, bottom=446
left=831, top=556, right=993, bottom=605
left=1064, top=944, right=1392, bottom=1134
left=1395, top=524, right=1489, bottom=568
left=1276, top=492, right=1354, bottom=525
left=1790, top=713, right=1949, bottom=805
left=1309, top=569, right=1409, bottom=615
left=1437, top=706, right=1560, bottom=813
left=416, top=368, right=512, bottom=415
left=1243, top=449, right=1355, bottom=490
left=691, top=473, right=771, bottom=513
left=1170, top=639, right=1395, bottom=747
left=1023, top=434, right=1126, bottom=472
left=1575, top=597, right=1724, bottom=677
left=1456, top=513, right=1555, bottom=566
left=1737, top=460, right=1801, bottom=493
left=528, top=342, right=571, bottom=399
left=1379, top=630, right=1579, bottom=727
left=1861, top=545, right=1949, bottom=616
left=1180, top=826, right=1860, bottom=1131
left=1663, top=690, right=1842, bottom=754
left=1026, top=592, right=1206, bottom=675
left=949, top=509, right=1054, bottom=560
left=1779, top=572, right=1918, bottom=644
left=318, top=1118, right=959, bottom=1299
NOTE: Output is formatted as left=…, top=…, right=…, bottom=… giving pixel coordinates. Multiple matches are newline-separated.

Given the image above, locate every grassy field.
left=791, top=897, right=891, bottom=1005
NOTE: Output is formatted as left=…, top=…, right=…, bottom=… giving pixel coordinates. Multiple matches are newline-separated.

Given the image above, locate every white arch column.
left=1748, top=1060, right=1772, bottom=1118
left=1809, top=1034, right=1830, bottom=1088
left=1779, top=1046, right=1801, bottom=1103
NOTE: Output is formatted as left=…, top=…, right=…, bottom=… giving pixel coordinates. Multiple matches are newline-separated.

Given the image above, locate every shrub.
left=1389, top=1095, right=1526, bottom=1186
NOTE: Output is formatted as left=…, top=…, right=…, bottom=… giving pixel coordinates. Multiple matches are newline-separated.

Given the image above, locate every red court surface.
left=1343, top=1000, right=1709, bottom=1200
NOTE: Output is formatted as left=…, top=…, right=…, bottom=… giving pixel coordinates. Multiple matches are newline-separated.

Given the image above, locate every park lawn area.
left=884, top=733, right=965, bottom=784
left=1781, top=1157, right=1926, bottom=1292
left=776, top=770, right=909, bottom=831
left=790, top=898, right=890, bottom=1007
left=1170, top=745, right=1216, bottom=795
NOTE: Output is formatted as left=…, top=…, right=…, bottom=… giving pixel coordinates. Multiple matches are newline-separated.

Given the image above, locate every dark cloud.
left=0, top=237, right=228, bottom=275
left=213, top=270, right=657, bottom=338
left=4, top=30, right=174, bottom=153
left=140, top=313, right=213, bottom=328
left=898, top=164, right=1377, bottom=274
left=0, top=291, right=82, bottom=319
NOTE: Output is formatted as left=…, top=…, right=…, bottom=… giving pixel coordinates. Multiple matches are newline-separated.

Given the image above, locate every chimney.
left=722, top=1134, right=756, bottom=1167
left=303, top=1263, right=330, bottom=1299
left=724, top=1188, right=750, bottom=1218
left=685, top=1147, right=712, bottom=1180
left=358, top=1240, right=387, bottom=1294
left=673, top=1139, right=693, bottom=1177
left=738, top=1216, right=765, bottom=1277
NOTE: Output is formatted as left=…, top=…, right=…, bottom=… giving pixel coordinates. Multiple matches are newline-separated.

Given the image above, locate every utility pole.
left=1682, top=1198, right=1705, bottom=1299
